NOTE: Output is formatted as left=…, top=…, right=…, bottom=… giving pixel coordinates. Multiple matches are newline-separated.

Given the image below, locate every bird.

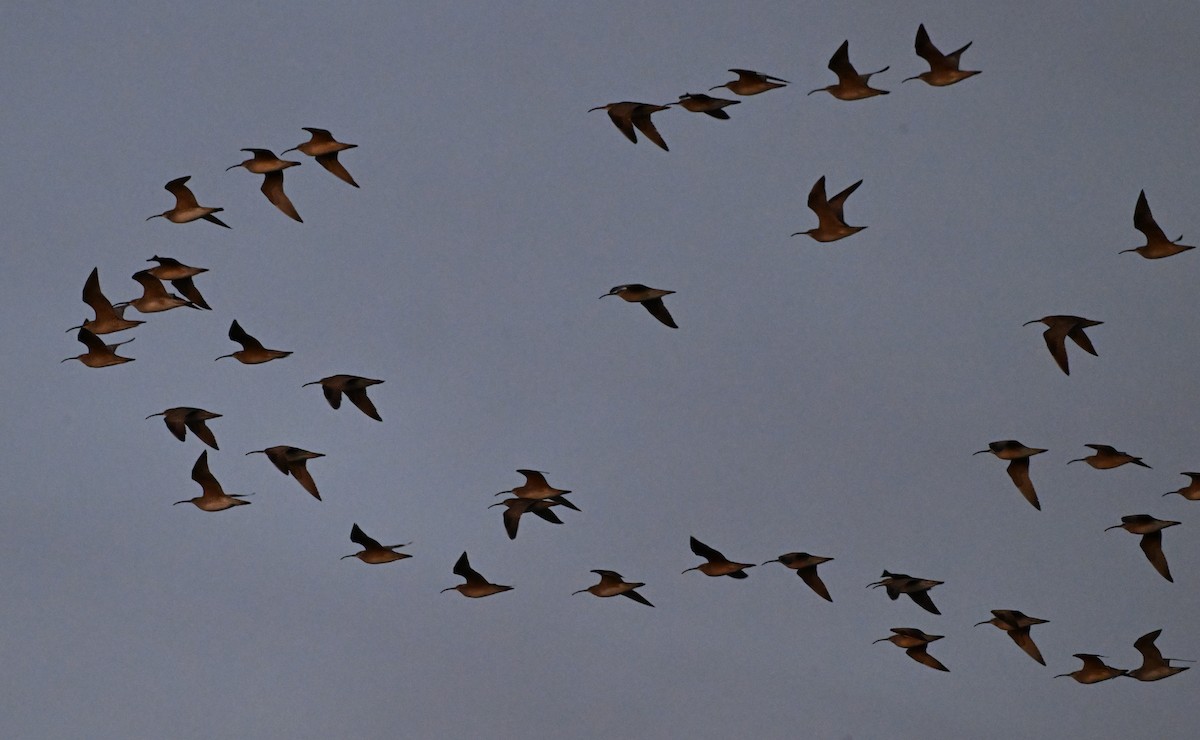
left=302, top=375, right=385, bottom=421
left=1068, top=444, right=1150, bottom=470
left=809, top=40, right=889, bottom=100
left=761, top=552, right=834, bottom=601
left=145, top=256, right=211, bottom=310
left=902, top=24, right=980, bottom=86
left=1163, top=472, right=1200, bottom=500
left=283, top=127, right=359, bottom=187
left=709, top=69, right=789, bottom=96
left=974, top=610, right=1049, bottom=665
left=440, top=552, right=512, bottom=598
left=246, top=445, right=325, bottom=500
left=1023, top=315, right=1101, bottom=375
left=670, top=92, right=741, bottom=119
left=1055, top=654, right=1127, bottom=684
left=1104, top=515, right=1179, bottom=582
left=68, top=267, right=145, bottom=335
left=147, top=176, right=229, bottom=227
left=122, top=269, right=200, bottom=313
left=173, top=451, right=251, bottom=511
left=572, top=570, right=654, bottom=607
left=588, top=102, right=671, bottom=151
left=215, top=320, right=292, bottom=364
left=869, top=571, right=943, bottom=615
left=146, top=407, right=222, bottom=450
left=489, top=497, right=564, bottom=540
left=496, top=469, right=579, bottom=511
left=601, top=284, right=677, bottom=328
left=226, top=148, right=303, bottom=222
left=791, top=176, right=867, bottom=242
left=873, top=628, right=949, bottom=671
left=683, top=536, right=755, bottom=578
left=62, top=328, right=134, bottom=368
left=341, top=524, right=411, bottom=564
left=973, top=440, right=1047, bottom=510
left=1127, top=629, right=1192, bottom=681
left=1120, top=191, right=1194, bottom=259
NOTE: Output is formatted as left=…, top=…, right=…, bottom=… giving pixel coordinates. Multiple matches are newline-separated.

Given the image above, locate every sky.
left=4, top=2, right=1200, bottom=738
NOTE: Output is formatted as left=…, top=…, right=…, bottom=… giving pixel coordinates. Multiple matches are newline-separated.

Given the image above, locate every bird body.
left=283, top=127, right=359, bottom=187
left=246, top=445, right=325, bottom=500
left=974, top=440, right=1047, bottom=510
left=496, top=469, right=579, bottom=511
left=441, top=552, right=512, bottom=597
left=1068, top=444, right=1150, bottom=470
left=874, top=628, right=948, bottom=671
left=671, top=92, right=741, bottom=119
left=870, top=570, right=942, bottom=614
left=974, top=609, right=1049, bottom=665
left=63, top=328, right=134, bottom=367
left=71, top=267, right=145, bottom=335
left=903, top=24, right=979, bottom=86
left=762, top=552, right=834, bottom=601
left=1105, top=515, right=1179, bottom=582
left=588, top=101, right=670, bottom=151
left=145, top=257, right=210, bottom=309
left=1055, top=654, right=1127, bottom=684
left=809, top=41, right=889, bottom=99
left=341, top=523, right=411, bottom=564
left=1024, top=315, right=1101, bottom=375
left=489, top=497, right=564, bottom=540
left=1128, top=629, right=1191, bottom=681
left=792, top=176, right=866, bottom=242
left=601, top=284, right=677, bottom=328
left=216, top=320, right=292, bottom=364
left=124, top=269, right=198, bottom=313
left=147, top=176, right=229, bottom=227
left=709, top=69, right=789, bottom=96
left=227, top=148, right=303, bottom=222
left=683, top=536, right=755, bottom=578
left=573, top=570, right=654, bottom=606
left=1164, top=472, right=1200, bottom=500
left=303, top=375, right=384, bottom=421
left=146, top=407, right=221, bottom=449
left=1120, top=190, right=1193, bottom=259
left=173, top=451, right=251, bottom=511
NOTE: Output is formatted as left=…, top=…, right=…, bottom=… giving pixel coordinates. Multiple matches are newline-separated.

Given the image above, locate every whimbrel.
left=146, top=407, right=222, bottom=450
left=588, top=102, right=671, bottom=151
left=227, top=149, right=303, bottom=222
left=489, top=497, right=564, bottom=540
left=1105, top=515, right=1179, bottom=582
left=1120, top=191, right=1194, bottom=259
left=683, top=537, right=755, bottom=578
left=341, top=523, right=411, bottom=564
left=974, top=440, right=1047, bottom=510
left=902, top=24, right=979, bottom=86
left=495, top=469, right=579, bottom=512
left=283, top=127, right=359, bottom=187
left=709, top=69, right=789, bottom=96
left=791, top=176, right=867, bottom=242
left=761, top=552, right=834, bottom=601
left=572, top=570, right=654, bottom=607
left=1055, top=654, right=1127, bottom=684
left=670, top=92, right=741, bottom=119
left=809, top=41, right=889, bottom=100
left=1163, top=472, right=1200, bottom=500
left=1068, top=444, right=1150, bottom=470
left=440, top=552, right=512, bottom=598
left=1127, top=629, right=1192, bottom=681
left=62, top=328, right=134, bottom=368
left=69, top=267, right=144, bottom=335
left=246, top=445, right=325, bottom=500
left=173, top=451, right=251, bottom=511
left=974, top=609, right=1049, bottom=665
left=601, top=284, right=677, bottom=328
left=1023, top=315, right=1101, bottom=375
left=123, top=270, right=199, bottom=313
left=145, top=256, right=211, bottom=310
left=873, top=628, right=949, bottom=671
left=303, top=375, right=384, bottom=421
left=215, top=320, right=292, bottom=364
left=147, top=176, right=229, bottom=227
left=870, top=570, right=943, bottom=615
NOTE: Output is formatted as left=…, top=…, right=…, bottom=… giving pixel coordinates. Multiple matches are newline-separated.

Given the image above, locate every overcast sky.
left=4, top=2, right=1200, bottom=738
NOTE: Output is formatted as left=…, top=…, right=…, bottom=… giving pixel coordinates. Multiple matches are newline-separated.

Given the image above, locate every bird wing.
left=228, top=320, right=265, bottom=351
left=631, top=107, right=669, bottom=151
left=288, top=460, right=322, bottom=500
left=345, top=388, right=382, bottom=421
left=1005, top=457, right=1041, bottom=510
left=164, top=176, right=200, bottom=208
left=77, top=327, right=109, bottom=353
left=689, top=536, right=726, bottom=562
left=907, top=590, right=942, bottom=615
left=1041, top=324, right=1071, bottom=375
left=797, top=567, right=833, bottom=602
left=1008, top=627, right=1046, bottom=665
left=1133, top=191, right=1169, bottom=243
left=530, top=505, right=564, bottom=525
left=1066, top=323, right=1099, bottom=356
left=350, top=524, right=384, bottom=550
left=186, top=415, right=219, bottom=450
left=162, top=409, right=189, bottom=442
left=518, top=470, right=550, bottom=488
left=261, top=171, right=303, bottom=222
left=82, top=268, right=119, bottom=320
left=828, top=40, right=859, bottom=81
left=1139, top=531, right=1173, bottom=582
left=913, top=24, right=946, bottom=66
left=606, top=107, right=639, bottom=144
left=190, top=451, right=224, bottom=497
left=322, top=385, right=344, bottom=410
left=1133, top=629, right=1166, bottom=668
left=316, top=153, right=360, bottom=187
left=827, top=179, right=863, bottom=222
left=906, top=645, right=949, bottom=671
left=170, top=277, right=210, bottom=310
left=641, top=297, right=677, bottom=328
left=453, top=552, right=486, bottom=585
left=621, top=590, right=655, bottom=607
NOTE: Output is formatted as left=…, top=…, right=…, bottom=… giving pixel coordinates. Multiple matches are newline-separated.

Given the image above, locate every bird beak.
left=571, top=589, right=586, bottom=595
left=340, top=554, right=357, bottom=560
left=972, top=450, right=989, bottom=455
left=902, top=75, right=919, bottom=83
left=1021, top=320, right=1040, bottom=326
left=281, top=146, right=299, bottom=154
left=439, top=587, right=456, bottom=593
left=1066, top=458, right=1084, bottom=464
left=225, top=163, right=241, bottom=171
left=973, top=620, right=989, bottom=627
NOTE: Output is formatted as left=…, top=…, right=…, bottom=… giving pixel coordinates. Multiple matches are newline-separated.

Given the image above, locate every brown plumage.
left=146, top=407, right=222, bottom=450
left=1068, top=444, right=1150, bottom=470
left=683, top=537, right=755, bottom=578
left=145, top=256, right=211, bottom=309
left=974, top=440, right=1047, bottom=510
left=147, top=176, right=229, bottom=227
left=1128, top=629, right=1192, bottom=681
left=440, top=552, right=512, bottom=598
left=601, top=284, right=677, bottom=328
left=870, top=570, right=942, bottom=615
left=1105, top=515, right=1179, bottom=582
left=227, top=148, right=303, bottom=222
left=1023, top=315, right=1101, bottom=375
left=873, top=628, right=948, bottom=672
left=495, top=469, right=579, bottom=512
left=215, top=320, right=292, bottom=364
left=902, top=24, right=979, bottom=86
left=974, top=610, right=1049, bottom=665
left=246, top=445, right=325, bottom=500
left=303, top=375, right=384, bottom=421
left=572, top=570, right=654, bottom=607
left=341, top=524, right=411, bottom=564
left=1120, top=191, right=1193, bottom=259
left=588, top=101, right=671, bottom=151
left=69, top=267, right=145, bottom=335
left=489, top=497, right=565, bottom=540
left=709, top=69, right=788, bottom=96
left=1163, top=472, right=1200, bottom=500
left=1055, top=654, right=1127, bottom=684
left=283, top=127, right=359, bottom=188
left=62, top=327, right=134, bottom=368
left=761, top=552, right=834, bottom=601
left=670, top=92, right=741, bottom=119
left=809, top=40, right=889, bottom=100
left=791, top=176, right=867, bottom=242
left=173, top=451, right=251, bottom=512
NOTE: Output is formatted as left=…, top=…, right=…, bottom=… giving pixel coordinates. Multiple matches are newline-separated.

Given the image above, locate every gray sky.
left=4, top=2, right=1200, bottom=738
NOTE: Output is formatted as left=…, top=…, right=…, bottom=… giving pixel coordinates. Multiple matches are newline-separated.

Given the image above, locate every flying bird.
left=145, top=256, right=211, bottom=310
left=903, top=24, right=980, bottom=86
left=1068, top=444, right=1150, bottom=470
left=973, top=440, right=1047, bottom=510
left=341, top=524, right=411, bottom=564
left=227, top=148, right=303, bottom=222
left=572, top=570, right=654, bottom=607
left=123, top=270, right=200, bottom=313
left=670, top=92, right=741, bottom=119
left=1055, top=654, right=1127, bottom=684
left=173, top=451, right=251, bottom=512
left=62, top=327, right=134, bottom=368
left=683, top=536, right=755, bottom=578
left=440, top=552, right=512, bottom=598
left=873, top=628, right=949, bottom=672
left=69, top=267, right=144, bottom=335
left=761, top=552, right=834, bottom=601
left=496, top=469, right=579, bottom=511
left=588, top=101, right=671, bottom=151
left=1120, top=190, right=1194, bottom=259
left=283, top=127, right=359, bottom=187
left=215, top=320, right=292, bottom=364
left=791, top=176, right=867, bottom=242
left=1163, top=472, right=1200, bottom=500
left=146, top=407, right=222, bottom=450
left=489, top=497, right=565, bottom=540
left=147, top=176, right=229, bottom=227
left=303, top=375, right=385, bottom=421
left=1023, top=315, right=1101, bottom=375
left=601, top=284, right=677, bottom=328
left=709, top=69, right=789, bottom=96
left=809, top=40, right=889, bottom=100
left=1104, top=515, right=1179, bottom=582
left=869, top=571, right=943, bottom=615
left=1127, top=629, right=1192, bottom=681
left=974, top=609, right=1049, bottom=665
left=246, top=445, right=325, bottom=500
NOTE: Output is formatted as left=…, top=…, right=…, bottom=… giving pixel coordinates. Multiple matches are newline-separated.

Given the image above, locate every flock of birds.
left=62, top=24, right=1195, bottom=684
